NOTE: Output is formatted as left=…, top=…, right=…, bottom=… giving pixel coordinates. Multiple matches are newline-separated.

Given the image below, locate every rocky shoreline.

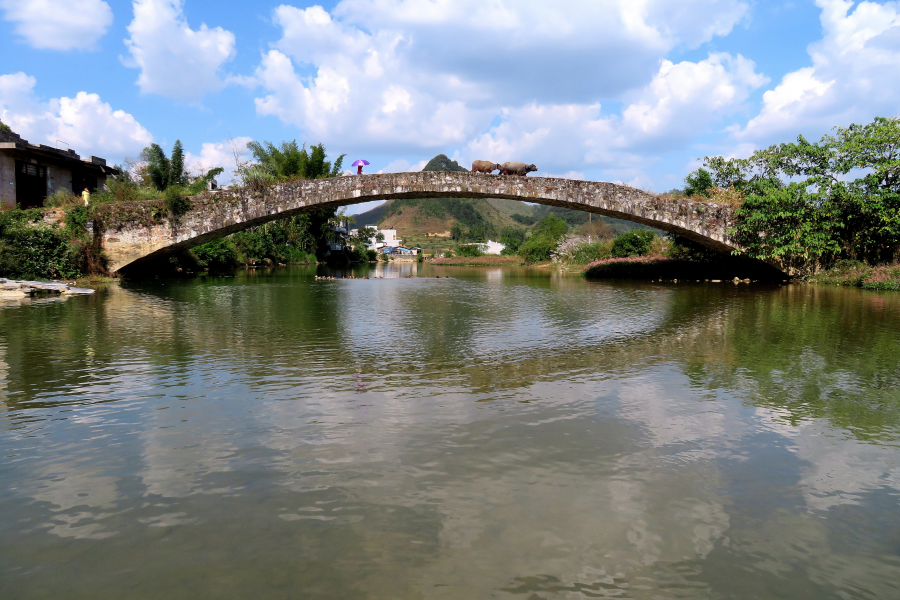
left=0, top=278, right=95, bottom=298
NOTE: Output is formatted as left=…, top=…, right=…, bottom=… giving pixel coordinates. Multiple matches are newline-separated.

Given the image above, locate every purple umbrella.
left=351, top=159, right=370, bottom=167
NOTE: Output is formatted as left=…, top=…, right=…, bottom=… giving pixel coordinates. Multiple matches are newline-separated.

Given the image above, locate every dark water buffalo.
left=471, top=160, right=500, bottom=174
left=499, top=162, right=538, bottom=176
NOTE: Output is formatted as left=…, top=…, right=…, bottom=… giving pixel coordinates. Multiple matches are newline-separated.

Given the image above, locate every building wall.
left=0, top=154, right=102, bottom=208
left=47, top=165, right=73, bottom=199
left=0, top=153, right=15, bottom=209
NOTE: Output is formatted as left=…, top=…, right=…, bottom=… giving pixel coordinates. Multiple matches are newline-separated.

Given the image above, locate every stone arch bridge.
left=96, top=171, right=744, bottom=274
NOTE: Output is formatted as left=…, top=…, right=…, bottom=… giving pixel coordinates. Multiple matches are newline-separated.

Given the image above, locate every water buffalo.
left=499, top=162, right=538, bottom=176
left=471, top=160, right=500, bottom=174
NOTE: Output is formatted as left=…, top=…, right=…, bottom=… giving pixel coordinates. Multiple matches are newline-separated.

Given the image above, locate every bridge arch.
left=96, top=171, right=741, bottom=274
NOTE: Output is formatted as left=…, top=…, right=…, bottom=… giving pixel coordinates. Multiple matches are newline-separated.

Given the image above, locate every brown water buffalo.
left=471, top=160, right=500, bottom=174
left=499, top=162, right=538, bottom=176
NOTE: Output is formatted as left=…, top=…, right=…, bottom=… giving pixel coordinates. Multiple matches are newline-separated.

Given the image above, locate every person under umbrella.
left=352, top=159, right=370, bottom=175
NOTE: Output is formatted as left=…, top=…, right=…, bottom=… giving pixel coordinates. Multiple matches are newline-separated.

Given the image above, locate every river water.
left=1, top=264, right=898, bottom=599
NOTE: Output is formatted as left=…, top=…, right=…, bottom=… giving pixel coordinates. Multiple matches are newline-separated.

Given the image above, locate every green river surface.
left=1, top=263, right=899, bottom=599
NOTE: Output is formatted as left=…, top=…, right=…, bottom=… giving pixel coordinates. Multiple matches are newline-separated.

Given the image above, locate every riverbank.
left=428, top=255, right=524, bottom=267
left=807, top=260, right=900, bottom=291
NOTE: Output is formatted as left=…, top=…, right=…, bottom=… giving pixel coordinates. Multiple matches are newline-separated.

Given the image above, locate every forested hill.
left=423, top=154, right=468, bottom=172
left=350, top=155, right=645, bottom=237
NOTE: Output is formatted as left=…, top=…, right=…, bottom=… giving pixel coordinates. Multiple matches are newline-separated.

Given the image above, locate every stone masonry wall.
left=97, top=172, right=740, bottom=273
left=0, top=153, right=14, bottom=209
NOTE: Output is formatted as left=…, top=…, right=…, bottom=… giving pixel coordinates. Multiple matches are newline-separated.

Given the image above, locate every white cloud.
left=251, top=0, right=753, bottom=161
left=331, top=0, right=750, bottom=103
left=0, top=72, right=153, bottom=160
left=123, top=0, right=236, bottom=102
left=377, top=158, right=427, bottom=173
left=737, top=0, right=900, bottom=141
left=465, top=53, right=766, bottom=176
left=185, top=136, right=252, bottom=185
left=0, top=0, right=112, bottom=51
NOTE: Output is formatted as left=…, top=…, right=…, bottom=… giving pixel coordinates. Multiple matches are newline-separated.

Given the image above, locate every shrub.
left=611, top=230, right=656, bottom=258
left=499, top=225, right=526, bottom=252
left=517, top=215, right=569, bottom=263
left=192, top=238, right=240, bottom=271
left=44, top=189, right=80, bottom=208
left=366, top=249, right=377, bottom=261
left=455, top=244, right=484, bottom=257
left=64, top=205, right=89, bottom=238
left=518, top=236, right=558, bottom=263
left=164, top=186, right=191, bottom=217
left=0, top=223, right=84, bottom=279
left=570, top=240, right=613, bottom=264
left=708, top=185, right=744, bottom=208
left=531, top=215, right=568, bottom=240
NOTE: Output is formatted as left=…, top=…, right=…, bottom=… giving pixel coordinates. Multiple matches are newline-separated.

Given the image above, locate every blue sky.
left=2, top=0, right=898, bottom=213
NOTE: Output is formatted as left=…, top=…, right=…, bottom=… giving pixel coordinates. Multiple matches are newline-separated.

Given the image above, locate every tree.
left=140, top=140, right=188, bottom=191
left=683, top=168, right=714, bottom=198
left=499, top=226, right=526, bottom=252
left=169, top=140, right=187, bottom=187
left=246, top=140, right=345, bottom=180
left=352, top=227, right=377, bottom=247
left=611, top=230, right=655, bottom=258
left=518, top=215, right=568, bottom=263
left=700, top=116, right=900, bottom=265
left=142, top=144, right=170, bottom=191
left=530, top=215, right=568, bottom=241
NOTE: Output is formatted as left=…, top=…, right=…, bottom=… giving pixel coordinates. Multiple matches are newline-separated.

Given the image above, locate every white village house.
left=350, top=227, right=403, bottom=251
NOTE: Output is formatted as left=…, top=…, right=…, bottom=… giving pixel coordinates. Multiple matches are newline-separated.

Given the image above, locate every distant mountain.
left=377, top=197, right=519, bottom=237
left=352, top=200, right=393, bottom=227
left=422, top=154, right=468, bottom=172
left=349, top=154, right=651, bottom=237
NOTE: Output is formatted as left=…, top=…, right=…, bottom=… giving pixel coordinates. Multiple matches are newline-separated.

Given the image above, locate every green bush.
left=164, top=186, right=191, bottom=217
left=366, top=249, right=377, bottom=261
left=611, top=230, right=656, bottom=258
left=569, top=240, right=613, bottom=264
left=0, top=223, right=84, bottom=279
left=455, top=244, right=484, bottom=257
left=499, top=225, right=526, bottom=252
left=44, top=189, right=80, bottom=208
left=192, top=238, right=240, bottom=271
left=517, top=215, right=568, bottom=263
left=518, top=236, right=558, bottom=263
left=64, top=205, right=89, bottom=238
left=531, top=215, right=568, bottom=240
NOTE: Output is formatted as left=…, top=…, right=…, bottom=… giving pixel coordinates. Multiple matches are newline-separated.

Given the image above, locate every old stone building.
left=0, top=127, right=118, bottom=209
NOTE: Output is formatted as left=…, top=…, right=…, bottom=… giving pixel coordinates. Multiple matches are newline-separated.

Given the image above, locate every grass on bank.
left=807, top=260, right=900, bottom=291
left=428, top=255, right=524, bottom=266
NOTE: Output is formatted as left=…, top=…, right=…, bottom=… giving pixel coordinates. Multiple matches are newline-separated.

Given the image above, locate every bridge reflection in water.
left=0, top=268, right=898, bottom=598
